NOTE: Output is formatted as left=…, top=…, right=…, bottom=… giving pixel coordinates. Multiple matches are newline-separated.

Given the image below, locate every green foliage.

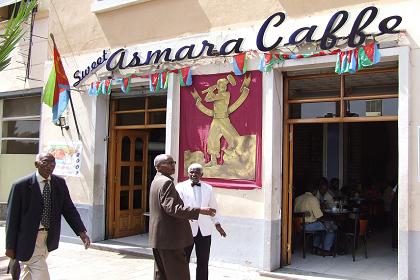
left=0, top=0, right=38, bottom=72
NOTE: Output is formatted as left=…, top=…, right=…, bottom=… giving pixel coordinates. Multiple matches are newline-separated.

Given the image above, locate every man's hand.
left=200, top=207, right=216, bottom=217
left=215, top=223, right=226, bottom=237
left=5, top=249, right=15, bottom=259
left=79, top=231, right=91, bottom=249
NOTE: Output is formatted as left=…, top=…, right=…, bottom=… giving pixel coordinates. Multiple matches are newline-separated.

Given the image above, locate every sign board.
left=46, top=141, right=83, bottom=177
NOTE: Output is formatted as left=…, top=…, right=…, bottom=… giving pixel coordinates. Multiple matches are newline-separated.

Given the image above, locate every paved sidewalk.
left=0, top=225, right=289, bottom=280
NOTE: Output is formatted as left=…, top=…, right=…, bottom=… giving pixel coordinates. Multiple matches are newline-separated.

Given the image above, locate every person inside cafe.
left=316, top=177, right=335, bottom=209
left=295, top=183, right=336, bottom=256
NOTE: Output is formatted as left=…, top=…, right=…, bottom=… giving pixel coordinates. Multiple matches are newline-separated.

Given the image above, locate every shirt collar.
left=36, top=171, right=51, bottom=183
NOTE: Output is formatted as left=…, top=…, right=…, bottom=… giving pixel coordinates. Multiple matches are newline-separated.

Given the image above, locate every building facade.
left=2, top=0, right=420, bottom=278
left=0, top=0, right=49, bottom=218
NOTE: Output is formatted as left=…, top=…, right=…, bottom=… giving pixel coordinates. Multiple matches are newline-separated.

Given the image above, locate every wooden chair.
left=344, top=210, right=368, bottom=261
left=293, top=212, right=325, bottom=258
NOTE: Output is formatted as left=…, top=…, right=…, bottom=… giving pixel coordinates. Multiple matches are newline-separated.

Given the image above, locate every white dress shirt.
left=36, top=171, right=51, bottom=229
left=176, top=179, right=220, bottom=237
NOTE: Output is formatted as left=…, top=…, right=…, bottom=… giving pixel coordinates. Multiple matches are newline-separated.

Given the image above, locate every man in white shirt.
left=176, top=163, right=226, bottom=280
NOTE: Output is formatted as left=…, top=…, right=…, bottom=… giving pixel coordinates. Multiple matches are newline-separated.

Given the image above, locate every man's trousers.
left=153, top=248, right=190, bottom=280
left=21, top=230, right=50, bottom=280
left=185, top=229, right=212, bottom=280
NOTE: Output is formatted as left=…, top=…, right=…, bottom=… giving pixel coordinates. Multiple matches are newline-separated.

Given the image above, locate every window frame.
left=0, top=97, right=41, bottom=154
left=284, top=66, right=399, bottom=124
left=91, top=0, right=152, bottom=14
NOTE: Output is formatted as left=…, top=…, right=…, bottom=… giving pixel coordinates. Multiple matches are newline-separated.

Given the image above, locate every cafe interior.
left=287, top=65, right=398, bottom=279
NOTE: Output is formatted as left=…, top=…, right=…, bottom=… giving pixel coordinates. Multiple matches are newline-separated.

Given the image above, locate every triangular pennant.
left=232, top=53, right=247, bottom=76
left=122, top=77, right=131, bottom=94
left=179, top=67, right=192, bottom=87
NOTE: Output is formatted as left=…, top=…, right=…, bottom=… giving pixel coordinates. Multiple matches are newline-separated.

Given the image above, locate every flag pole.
left=67, top=90, right=81, bottom=141
left=50, top=33, right=81, bottom=141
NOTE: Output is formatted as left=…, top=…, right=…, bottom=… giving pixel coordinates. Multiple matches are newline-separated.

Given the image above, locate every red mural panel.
left=179, top=71, right=262, bottom=189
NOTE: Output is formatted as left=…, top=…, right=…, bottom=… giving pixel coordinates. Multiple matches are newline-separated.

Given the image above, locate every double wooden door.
left=111, top=130, right=148, bottom=238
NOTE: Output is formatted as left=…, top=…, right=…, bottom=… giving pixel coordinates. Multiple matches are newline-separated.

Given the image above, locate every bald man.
left=149, top=154, right=216, bottom=280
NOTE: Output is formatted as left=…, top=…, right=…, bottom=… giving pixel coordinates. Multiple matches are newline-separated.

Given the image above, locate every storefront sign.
left=73, top=50, right=108, bottom=87
left=72, top=6, right=402, bottom=87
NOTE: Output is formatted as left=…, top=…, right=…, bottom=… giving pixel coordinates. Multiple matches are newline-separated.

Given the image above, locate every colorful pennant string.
left=335, top=42, right=380, bottom=74
left=82, top=42, right=380, bottom=96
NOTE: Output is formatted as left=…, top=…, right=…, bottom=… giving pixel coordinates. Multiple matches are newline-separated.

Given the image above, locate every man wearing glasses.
left=5, top=152, right=90, bottom=280
left=149, top=154, right=216, bottom=280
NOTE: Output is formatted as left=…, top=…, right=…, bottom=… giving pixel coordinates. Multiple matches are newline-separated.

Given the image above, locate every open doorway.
left=281, top=64, right=399, bottom=279
left=289, top=122, right=398, bottom=279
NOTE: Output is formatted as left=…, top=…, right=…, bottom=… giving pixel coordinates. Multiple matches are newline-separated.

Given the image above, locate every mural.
left=179, top=71, right=262, bottom=189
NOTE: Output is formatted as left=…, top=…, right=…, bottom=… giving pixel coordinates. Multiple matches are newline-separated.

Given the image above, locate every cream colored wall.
left=0, top=155, right=36, bottom=202
left=49, top=0, right=284, bottom=55
left=0, top=1, right=49, bottom=92
left=43, top=0, right=420, bottom=222
left=49, top=0, right=411, bottom=56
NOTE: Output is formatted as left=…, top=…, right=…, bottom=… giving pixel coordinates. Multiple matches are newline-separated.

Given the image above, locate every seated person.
left=294, top=184, right=336, bottom=255
left=330, top=177, right=342, bottom=199
left=316, top=177, right=335, bottom=209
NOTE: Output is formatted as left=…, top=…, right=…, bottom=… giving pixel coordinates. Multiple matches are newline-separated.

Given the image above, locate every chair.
left=344, top=210, right=368, bottom=261
left=292, top=212, right=326, bottom=258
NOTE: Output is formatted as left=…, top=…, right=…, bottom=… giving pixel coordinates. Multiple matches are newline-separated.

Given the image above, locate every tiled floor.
left=286, top=227, right=398, bottom=280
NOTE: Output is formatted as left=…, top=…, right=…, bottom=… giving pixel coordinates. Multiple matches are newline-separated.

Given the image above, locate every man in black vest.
left=5, top=152, right=90, bottom=280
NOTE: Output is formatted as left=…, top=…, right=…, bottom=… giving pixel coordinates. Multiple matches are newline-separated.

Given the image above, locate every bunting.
left=335, top=42, right=380, bottom=74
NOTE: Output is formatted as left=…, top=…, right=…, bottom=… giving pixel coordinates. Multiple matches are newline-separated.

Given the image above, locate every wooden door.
left=281, top=124, right=294, bottom=265
left=113, top=130, right=148, bottom=237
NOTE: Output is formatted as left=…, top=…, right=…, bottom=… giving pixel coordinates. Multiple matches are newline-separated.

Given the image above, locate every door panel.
left=281, top=124, right=294, bottom=266
left=114, top=130, right=148, bottom=237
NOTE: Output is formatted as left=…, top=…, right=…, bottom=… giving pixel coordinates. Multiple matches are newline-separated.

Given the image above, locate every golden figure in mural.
left=191, top=73, right=251, bottom=167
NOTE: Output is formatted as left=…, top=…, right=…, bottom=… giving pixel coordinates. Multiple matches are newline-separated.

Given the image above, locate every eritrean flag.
left=42, top=43, right=70, bottom=124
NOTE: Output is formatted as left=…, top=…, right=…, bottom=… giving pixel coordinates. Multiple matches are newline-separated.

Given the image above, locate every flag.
left=335, top=43, right=380, bottom=74
left=232, top=53, right=247, bottom=76
left=42, top=44, right=70, bottom=124
left=149, top=73, right=160, bottom=92
left=179, top=67, right=192, bottom=87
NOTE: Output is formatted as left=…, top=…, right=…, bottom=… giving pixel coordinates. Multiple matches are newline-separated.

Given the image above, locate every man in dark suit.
left=149, top=154, right=216, bottom=280
left=5, top=152, right=90, bottom=280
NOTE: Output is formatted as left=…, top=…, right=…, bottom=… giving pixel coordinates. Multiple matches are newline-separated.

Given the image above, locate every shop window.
left=112, top=90, right=167, bottom=128
left=91, top=0, right=152, bottom=14
left=285, top=62, right=398, bottom=122
left=0, top=1, right=21, bottom=22
left=1, top=96, right=40, bottom=154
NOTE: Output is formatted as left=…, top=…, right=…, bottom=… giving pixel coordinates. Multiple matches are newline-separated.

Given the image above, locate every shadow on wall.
left=277, top=0, right=407, bottom=17
left=96, top=0, right=212, bottom=47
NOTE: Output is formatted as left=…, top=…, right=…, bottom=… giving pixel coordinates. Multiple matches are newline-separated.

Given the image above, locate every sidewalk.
left=0, top=224, right=293, bottom=280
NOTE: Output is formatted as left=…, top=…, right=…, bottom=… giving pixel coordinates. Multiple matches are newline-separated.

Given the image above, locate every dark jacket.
left=148, top=173, right=200, bottom=249
left=6, top=173, right=86, bottom=261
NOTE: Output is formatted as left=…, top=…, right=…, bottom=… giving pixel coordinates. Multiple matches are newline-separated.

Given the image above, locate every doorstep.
left=90, top=239, right=153, bottom=259
left=260, top=268, right=363, bottom=280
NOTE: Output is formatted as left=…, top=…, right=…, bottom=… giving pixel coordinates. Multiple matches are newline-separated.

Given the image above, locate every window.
left=1, top=96, right=41, bottom=154
left=285, top=62, right=398, bottom=122
left=91, top=0, right=152, bottom=14
left=0, top=1, right=22, bottom=22
left=112, top=87, right=167, bottom=129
